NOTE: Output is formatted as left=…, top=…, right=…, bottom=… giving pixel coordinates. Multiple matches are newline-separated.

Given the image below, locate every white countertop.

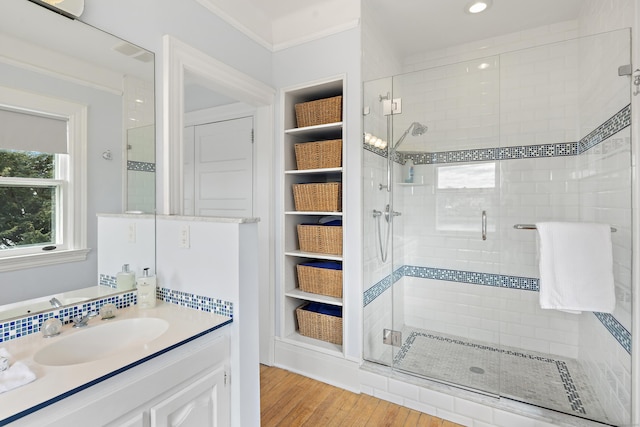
left=0, top=302, right=232, bottom=424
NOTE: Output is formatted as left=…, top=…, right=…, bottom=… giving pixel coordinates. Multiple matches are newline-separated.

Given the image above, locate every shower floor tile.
left=393, top=328, right=613, bottom=425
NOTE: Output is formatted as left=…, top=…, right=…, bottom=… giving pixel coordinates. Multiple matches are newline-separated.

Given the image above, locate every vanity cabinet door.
left=105, top=412, right=147, bottom=427
left=150, top=365, right=230, bottom=427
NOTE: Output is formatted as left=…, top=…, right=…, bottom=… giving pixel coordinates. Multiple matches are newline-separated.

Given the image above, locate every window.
left=435, top=162, right=498, bottom=232
left=0, top=87, right=88, bottom=271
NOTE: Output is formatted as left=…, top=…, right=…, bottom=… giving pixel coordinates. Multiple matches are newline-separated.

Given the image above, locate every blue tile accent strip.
left=364, top=266, right=631, bottom=355
left=0, top=288, right=233, bottom=343
left=593, top=312, right=631, bottom=355
left=127, top=160, right=156, bottom=172
left=403, top=265, right=539, bottom=291
left=157, top=288, right=233, bottom=318
left=0, top=291, right=136, bottom=343
left=578, top=104, right=631, bottom=154
left=363, top=267, right=404, bottom=306
left=364, top=103, right=631, bottom=165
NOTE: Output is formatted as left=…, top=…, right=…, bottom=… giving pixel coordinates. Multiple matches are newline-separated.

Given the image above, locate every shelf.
left=284, top=122, right=342, bottom=135
left=284, top=250, right=342, bottom=261
left=285, top=211, right=343, bottom=216
left=280, top=78, right=345, bottom=361
left=285, top=289, right=343, bottom=306
left=279, top=332, right=343, bottom=355
left=285, top=167, right=342, bottom=175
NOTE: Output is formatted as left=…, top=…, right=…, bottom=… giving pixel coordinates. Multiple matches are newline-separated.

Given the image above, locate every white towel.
left=0, top=349, right=36, bottom=394
left=536, top=222, right=615, bottom=314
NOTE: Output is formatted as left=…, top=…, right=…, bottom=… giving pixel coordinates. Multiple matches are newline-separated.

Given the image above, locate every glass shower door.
left=388, top=60, right=503, bottom=396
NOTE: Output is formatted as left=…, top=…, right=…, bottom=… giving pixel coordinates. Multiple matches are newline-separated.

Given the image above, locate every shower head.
left=391, top=121, right=428, bottom=152
left=410, top=122, right=428, bottom=136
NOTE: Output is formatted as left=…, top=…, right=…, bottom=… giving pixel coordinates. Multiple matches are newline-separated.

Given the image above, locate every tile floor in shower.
left=392, top=327, right=615, bottom=426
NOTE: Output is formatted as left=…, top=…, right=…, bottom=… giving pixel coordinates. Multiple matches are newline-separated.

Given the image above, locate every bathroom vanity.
left=0, top=302, right=232, bottom=426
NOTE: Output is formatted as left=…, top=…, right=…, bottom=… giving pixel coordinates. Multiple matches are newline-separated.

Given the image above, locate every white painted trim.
left=0, top=249, right=90, bottom=273
left=0, top=86, right=88, bottom=269
left=161, top=34, right=276, bottom=366
left=0, top=34, right=123, bottom=96
left=162, top=34, right=275, bottom=215
left=194, top=0, right=273, bottom=52
left=184, top=103, right=255, bottom=127
left=272, top=19, right=360, bottom=52
left=193, top=1, right=360, bottom=53
left=274, top=339, right=361, bottom=393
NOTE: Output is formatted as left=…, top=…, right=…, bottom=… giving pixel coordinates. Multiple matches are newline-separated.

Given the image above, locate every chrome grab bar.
left=513, top=224, right=617, bottom=232
left=481, top=210, right=487, bottom=241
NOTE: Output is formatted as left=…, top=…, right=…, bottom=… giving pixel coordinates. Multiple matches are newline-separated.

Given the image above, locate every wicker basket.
left=297, top=224, right=342, bottom=255
left=292, top=182, right=341, bottom=212
left=297, top=262, right=342, bottom=298
left=296, top=303, right=343, bottom=345
left=294, top=139, right=342, bottom=170
left=295, top=96, right=342, bottom=128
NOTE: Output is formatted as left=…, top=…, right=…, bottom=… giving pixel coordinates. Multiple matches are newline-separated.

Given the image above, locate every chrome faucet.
left=71, top=311, right=97, bottom=328
left=49, top=297, right=63, bottom=308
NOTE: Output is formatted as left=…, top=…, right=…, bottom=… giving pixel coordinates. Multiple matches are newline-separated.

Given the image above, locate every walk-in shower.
left=363, top=29, right=632, bottom=426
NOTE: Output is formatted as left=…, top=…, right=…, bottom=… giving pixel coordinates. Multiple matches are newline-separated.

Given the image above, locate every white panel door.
left=150, top=366, right=230, bottom=427
left=193, top=117, right=253, bottom=217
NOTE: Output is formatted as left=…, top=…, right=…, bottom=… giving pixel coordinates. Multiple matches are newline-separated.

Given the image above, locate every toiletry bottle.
left=136, top=268, right=157, bottom=309
left=116, top=264, right=136, bottom=290
left=405, top=159, right=414, bottom=183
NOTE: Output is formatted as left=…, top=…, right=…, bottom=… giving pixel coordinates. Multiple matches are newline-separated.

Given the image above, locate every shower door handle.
left=482, top=210, right=487, bottom=241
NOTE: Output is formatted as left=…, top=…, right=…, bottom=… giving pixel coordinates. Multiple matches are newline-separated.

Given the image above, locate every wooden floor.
left=260, top=365, right=463, bottom=427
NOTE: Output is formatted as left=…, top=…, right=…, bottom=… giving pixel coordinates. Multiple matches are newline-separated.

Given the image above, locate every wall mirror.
left=0, top=0, right=155, bottom=320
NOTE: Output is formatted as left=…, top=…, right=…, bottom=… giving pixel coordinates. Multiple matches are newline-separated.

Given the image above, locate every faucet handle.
left=72, top=311, right=97, bottom=328
left=99, top=304, right=117, bottom=320
left=42, top=318, right=62, bottom=337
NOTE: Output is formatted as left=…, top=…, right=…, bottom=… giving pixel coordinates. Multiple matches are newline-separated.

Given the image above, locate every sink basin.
left=34, top=318, right=169, bottom=366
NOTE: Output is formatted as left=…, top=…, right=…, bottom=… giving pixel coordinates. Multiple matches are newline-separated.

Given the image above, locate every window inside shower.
left=362, top=28, right=632, bottom=426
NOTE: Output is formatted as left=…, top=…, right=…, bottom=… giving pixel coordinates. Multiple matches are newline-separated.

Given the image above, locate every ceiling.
left=364, top=0, right=583, bottom=57
left=214, top=0, right=583, bottom=57
left=188, top=0, right=584, bottom=110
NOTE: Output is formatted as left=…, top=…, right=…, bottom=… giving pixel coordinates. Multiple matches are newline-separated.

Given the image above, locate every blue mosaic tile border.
left=403, top=265, right=539, bottom=291
left=364, top=265, right=539, bottom=308
left=578, top=105, right=631, bottom=154
left=0, top=291, right=136, bottom=343
left=365, top=266, right=630, bottom=355
left=0, top=286, right=233, bottom=343
left=364, top=103, right=631, bottom=165
left=127, top=160, right=156, bottom=172
left=593, top=312, right=631, bottom=355
left=157, top=288, right=233, bottom=318
left=362, top=267, right=404, bottom=306
left=394, top=331, right=586, bottom=415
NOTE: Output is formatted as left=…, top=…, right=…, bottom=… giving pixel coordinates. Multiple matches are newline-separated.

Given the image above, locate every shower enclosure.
left=363, top=29, right=632, bottom=426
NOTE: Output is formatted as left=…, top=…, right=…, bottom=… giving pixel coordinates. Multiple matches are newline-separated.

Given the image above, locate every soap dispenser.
left=136, top=268, right=157, bottom=309
left=116, top=264, right=136, bottom=290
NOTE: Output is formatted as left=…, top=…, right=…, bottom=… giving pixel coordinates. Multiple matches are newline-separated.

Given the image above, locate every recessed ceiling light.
left=466, top=0, right=492, bottom=14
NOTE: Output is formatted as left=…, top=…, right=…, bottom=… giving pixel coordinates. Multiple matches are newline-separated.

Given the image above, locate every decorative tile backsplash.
left=127, top=160, right=156, bottom=172
left=0, top=291, right=136, bottom=344
left=157, top=288, right=233, bottom=318
left=0, top=287, right=233, bottom=344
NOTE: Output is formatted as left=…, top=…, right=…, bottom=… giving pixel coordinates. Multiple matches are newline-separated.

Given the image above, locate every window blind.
left=0, top=108, right=68, bottom=154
